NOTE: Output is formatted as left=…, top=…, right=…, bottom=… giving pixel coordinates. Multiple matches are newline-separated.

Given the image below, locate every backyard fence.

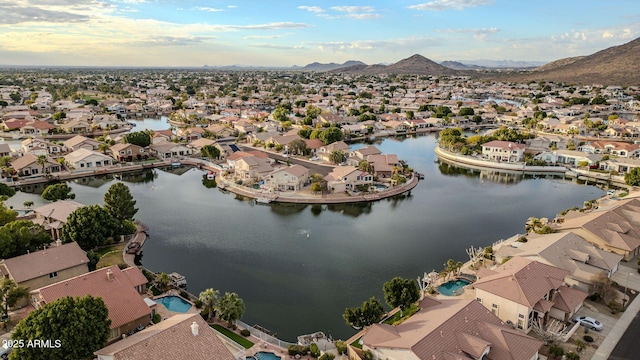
left=236, top=320, right=297, bottom=349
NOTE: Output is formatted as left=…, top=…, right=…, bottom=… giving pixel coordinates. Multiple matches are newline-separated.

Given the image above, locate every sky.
left=1, top=0, right=639, bottom=67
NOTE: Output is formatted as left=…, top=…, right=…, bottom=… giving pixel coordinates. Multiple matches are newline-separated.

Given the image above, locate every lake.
left=8, top=133, right=604, bottom=342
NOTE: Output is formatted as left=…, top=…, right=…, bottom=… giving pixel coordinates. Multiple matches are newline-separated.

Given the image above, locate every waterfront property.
left=357, top=297, right=543, bottom=360
left=154, top=295, right=192, bottom=313
left=437, top=278, right=471, bottom=296
left=481, top=140, right=526, bottom=163
left=94, top=313, right=236, bottom=360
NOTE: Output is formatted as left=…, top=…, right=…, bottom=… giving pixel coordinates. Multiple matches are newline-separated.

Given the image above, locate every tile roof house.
left=11, top=153, right=61, bottom=177
left=30, top=265, right=151, bottom=343
left=495, top=232, right=623, bottom=292
left=482, top=140, right=526, bottom=163
left=94, top=313, right=237, bottom=360
left=234, top=156, right=273, bottom=182
left=148, top=143, right=193, bottom=160
left=20, top=137, right=63, bottom=156
left=110, top=143, right=148, bottom=162
left=317, top=141, right=350, bottom=162
left=554, top=198, right=640, bottom=260
left=63, top=135, right=101, bottom=152
left=324, top=166, right=373, bottom=193
left=0, top=241, right=89, bottom=307
left=367, top=154, right=400, bottom=178
left=264, top=164, right=310, bottom=191
left=64, top=148, right=114, bottom=171
left=474, top=257, right=588, bottom=333
left=32, top=199, right=84, bottom=239
left=359, top=297, right=542, bottom=360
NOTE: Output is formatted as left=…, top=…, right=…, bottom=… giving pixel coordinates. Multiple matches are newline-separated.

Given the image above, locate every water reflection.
left=270, top=203, right=308, bottom=216
left=437, top=159, right=567, bottom=185
left=326, top=202, right=372, bottom=217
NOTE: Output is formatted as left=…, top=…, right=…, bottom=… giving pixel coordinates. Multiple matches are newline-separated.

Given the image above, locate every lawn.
left=211, top=324, right=254, bottom=349
left=96, top=243, right=127, bottom=269
left=350, top=337, right=362, bottom=349
left=383, top=304, right=419, bottom=325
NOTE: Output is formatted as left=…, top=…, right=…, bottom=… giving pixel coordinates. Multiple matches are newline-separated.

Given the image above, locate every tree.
left=383, top=277, right=419, bottom=316
left=318, top=127, right=343, bottom=145
left=0, top=220, right=51, bottom=259
left=0, top=278, right=28, bottom=323
left=342, top=297, right=384, bottom=329
left=103, top=182, right=138, bottom=222
left=0, top=183, right=15, bottom=198
left=625, top=168, right=640, bottom=186
left=458, top=107, right=475, bottom=116
left=199, top=288, right=220, bottom=322
left=61, top=205, right=118, bottom=250
left=155, top=272, right=171, bottom=292
left=216, top=292, right=245, bottom=327
left=200, top=144, right=221, bottom=160
left=123, top=131, right=151, bottom=147
left=288, top=139, right=307, bottom=156
left=0, top=202, right=17, bottom=227
left=9, top=93, right=21, bottom=104
left=11, top=295, right=111, bottom=360
left=41, top=183, right=75, bottom=201
left=98, top=143, right=110, bottom=154
left=329, top=150, right=345, bottom=165
left=36, top=155, right=47, bottom=175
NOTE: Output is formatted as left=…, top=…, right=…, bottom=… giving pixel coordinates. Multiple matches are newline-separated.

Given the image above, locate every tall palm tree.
left=36, top=155, right=47, bottom=175
left=216, top=292, right=245, bottom=328
left=155, top=272, right=171, bottom=292
left=198, top=288, right=220, bottom=322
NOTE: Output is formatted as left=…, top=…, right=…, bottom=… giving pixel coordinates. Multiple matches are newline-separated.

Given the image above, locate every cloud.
left=0, top=2, right=91, bottom=24
left=134, top=36, right=215, bottom=47
left=244, top=35, right=284, bottom=39
left=298, top=5, right=324, bottom=13
left=308, top=37, right=442, bottom=53
left=346, top=13, right=382, bottom=20
left=408, top=0, right=493, bottom=11
left=330, top=6, right=375, bottom=13
left=438, top=27, right=499, bottom=40
left=195, top=6, right=224, bottom=12
left=227, top=22, right=310, bottom=30
left=249, top=43, right=305, bottom=50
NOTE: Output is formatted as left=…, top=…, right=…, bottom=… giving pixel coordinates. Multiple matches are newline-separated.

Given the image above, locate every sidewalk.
left=591, top=264, right=640, bottom=360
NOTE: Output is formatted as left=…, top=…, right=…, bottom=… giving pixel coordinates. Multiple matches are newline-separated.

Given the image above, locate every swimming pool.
left=250, top=352, right=281, bottom=360
left=154, top=295, right=192, bottom=313
left=438, top=279, right=471, bottom=296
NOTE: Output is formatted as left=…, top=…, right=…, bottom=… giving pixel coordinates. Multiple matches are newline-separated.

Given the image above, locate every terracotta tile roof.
left=34, top=265, right=150, bottom=329
left=33, top=199, right=84, bottom=223
left=553, top=285, right=588, bottom=313
left=1, top=242, right=88, bottom=283
left=94, top=314, right=235, bottom=360
left=482, top=140, right=526, bottom=151
left=474, top=257, right=569, bottom=307
left=63, top=135, right=97, bottom=148
left=361, top=297, right=541, bottom=360
left=304, top=139, right=324, bottom=149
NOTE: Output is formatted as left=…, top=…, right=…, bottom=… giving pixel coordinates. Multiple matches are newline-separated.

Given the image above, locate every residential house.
left=234, top=156, right=273, bottom=182
left=482, top=140, right=525, bottom=163
left=599, top=157, right=640, bottom=174
left=0, top=144, right=11, bottom=158
left=318, top=113, right=344, bottom=125
left=553, top=198, right=640, bottom=260
left=0, top=242, right=89, bottom=307
left=30, top=265, right=151, bottom=343
left=264, top=164, right=310, bottom=191
left=234, top=120, right=257, bottom=134
left=19, top=120, right=56, bottom=136
left=21, top=138, right=63, bottom=156
left=94, top=313, right=237, bottom=360
left=1, top=118, right=30, bottom=131
left=151, top=129, right=175, bottom=144
left=11, top=153, right=61, bottom=177
left=581, top=140, right=640, bottom=158
left=64, top=148, right=113, bottom=171
left=358, top=297, right=542, bottom=360
left=495, top=232, right=623, bottom=292
left=59, top=119, right=91, bottom=134
left=474, top=256, right=588, bottom=332
left=110, top=143, right=148, bottom=162
left=367, top=154, right=399, bottom=178
left=324, top=166, right=373, bottom=193
left=32, top=200, right=84, bottom=240
left=225, top=151, right=269, bottom=169
left=317, top=141, right=350, bottom=162
left=350, top=145, right=382, bottom=162
left=176, top=127, right=205, bottom=142
left=63, top=135, right=101, bottom=152
left=149, top=143, right=193, bottom=160
left=265, top=134, right=300, bottom=150
left=534, top=150, right=602, bottom=166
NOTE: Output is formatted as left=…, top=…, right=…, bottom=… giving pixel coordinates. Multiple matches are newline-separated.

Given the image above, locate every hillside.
left=300, top=60, right=365, bottom=71
left=519, top=37, right=640, bottom=85
left=334, top=54, right=456, bottom=76
left=530, top=56, right=584, bottom=72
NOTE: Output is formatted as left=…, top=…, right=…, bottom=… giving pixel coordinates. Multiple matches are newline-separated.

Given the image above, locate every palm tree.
left=36, top=155, right=47, bottom=175
left=155, top=272, right=171, bottom=292
left=98, top=143, right=110, bottom=155
left=329, top=150, right=345, bottom=165
left=525, top=217, right=543, bottom=233
left=198, top=288, right=219, bottom=322
left=216, top=292, right=245, bottom=328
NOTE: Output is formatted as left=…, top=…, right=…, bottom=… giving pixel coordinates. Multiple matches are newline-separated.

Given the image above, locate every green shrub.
left=335, top=340, right=347, bottom=355
left=194, top=299, right=203, bottom=308
left=240, top=329, right=250, bottom=337
left=319, top=354, right=335, bottom=360
left=310, top=343, right=320, bottom=357
left=287, top=345, right=310, bottom=356
left=152, top=313, right=161, bottom=324
left=179, top=290, right=189, bottom=299
left=608, top=301, right=623, bottom=314
left=363, top=350, right=373, bottom=360
left=566, top=351, right=580, bottom=360
left=549, top=344, right=564, bottom=358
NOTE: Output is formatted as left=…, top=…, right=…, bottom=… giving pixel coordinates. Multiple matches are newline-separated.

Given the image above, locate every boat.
left=171, top=162, right=181, bottom=167
left=414, top=172, right=425, bottom=180
left=206, top=171, right=216, bottom=180
left=256, top=197, right=272, bottom=204
left=169, top=272, right=187, bottom=288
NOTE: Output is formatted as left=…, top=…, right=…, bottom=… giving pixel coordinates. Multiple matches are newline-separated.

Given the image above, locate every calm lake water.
left=9, top=133, right=604, bottom=341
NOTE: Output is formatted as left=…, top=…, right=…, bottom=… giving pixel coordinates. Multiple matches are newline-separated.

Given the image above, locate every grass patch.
left=96, top=243, right=127, bottom=269
left=350, top=337, right=362, bottom=349
left=211, top=324, right=254, bottom=349
left=383, top=304, right=419, bottom=325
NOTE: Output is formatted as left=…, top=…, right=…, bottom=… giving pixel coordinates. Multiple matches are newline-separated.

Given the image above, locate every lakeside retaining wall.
left=434, top=146, right=567, bottom=173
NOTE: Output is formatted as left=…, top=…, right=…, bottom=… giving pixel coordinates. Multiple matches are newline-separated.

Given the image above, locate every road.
left=609, top=310, right=640, bottom=360
left=236, top=144, right=335, bottom=177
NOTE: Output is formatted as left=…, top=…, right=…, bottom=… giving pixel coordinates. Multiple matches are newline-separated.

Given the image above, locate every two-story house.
left=264, top=164, right=310, bottom=191
left=324, top=166, right=373, bottom=193
left=64, top=148, right=113, bottom=171
left=474, top=256, right=588, bottom=333
left=110, top=143, right=148, bottom=162
left=481, top=140, right=525, bottom=163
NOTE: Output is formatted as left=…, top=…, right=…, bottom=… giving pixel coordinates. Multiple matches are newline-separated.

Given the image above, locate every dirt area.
left=96, top=242, right=127, bottom=268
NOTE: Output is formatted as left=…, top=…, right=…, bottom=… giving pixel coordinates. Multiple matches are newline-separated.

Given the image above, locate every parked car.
left=574, top=316, right=603, bottom=331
